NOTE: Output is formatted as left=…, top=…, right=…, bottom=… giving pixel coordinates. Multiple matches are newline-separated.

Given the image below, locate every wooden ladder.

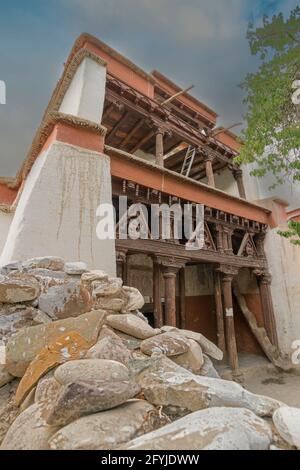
left=180, top=145, right=196, bottom=177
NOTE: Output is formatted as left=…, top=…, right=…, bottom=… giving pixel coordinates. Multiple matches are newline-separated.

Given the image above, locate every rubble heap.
left=0, top=256, right=299, bottom=450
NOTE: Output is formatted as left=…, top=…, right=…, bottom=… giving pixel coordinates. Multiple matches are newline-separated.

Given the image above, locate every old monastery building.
left=0, top=34, right=299, bottom=376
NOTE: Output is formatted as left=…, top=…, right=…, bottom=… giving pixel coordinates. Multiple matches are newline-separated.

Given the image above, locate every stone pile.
left=0, top=256, right=299, bottom=450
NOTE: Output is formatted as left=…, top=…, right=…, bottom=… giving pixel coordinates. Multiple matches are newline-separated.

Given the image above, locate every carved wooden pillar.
left=157, top=257, right=186, bottom=327
left=163, top=267, right=178, bottom=326
left=155, top=128, right=165, bottom=167
left=213, top=271, right=226, bottom=353
left=254, top=270, right=278, bottom=347
left=179, top=267, right=186, bottom=329
left=232, top=167, right=246, bottom=199
left=223, top=227, right=233, bottom=254
left=116, top=250, right=128, bottom=284
left=152, top=257, right=163, bottom=328
left=215, top=225, right=224, bottom=253
left=218, top=266, right=240, bottom=374
left=203, top=152, right=215, bottom=187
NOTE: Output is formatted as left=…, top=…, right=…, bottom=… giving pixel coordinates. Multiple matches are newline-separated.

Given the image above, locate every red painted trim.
left=110, top=152, right=272, bottom=225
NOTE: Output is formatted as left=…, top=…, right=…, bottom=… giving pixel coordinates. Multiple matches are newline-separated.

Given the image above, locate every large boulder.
left=1, top=403, right=59, bottom=450
left=122, top=286, right=145, bottom=312
left=54, top=359, right=129, bottom=385
left=121, top=407, right=272, bottom=450
left=15, top=331, right=92, bottom=406
left=273, top=406, right=300, bottom=449
left=38, top=280, right=92, bottom=320
left=5, top=310, right=106, bottom=377
left=0, top=306, right=50, bottom=341
left=140, top=333, right=190, bottom=357
left=106, top=314, right=160, bottom=340
left=0, top=274, right=40, bottom=304
left=137, top=356, right=282, bottom=417
left=0, top=381, right=19, bottom=445
left=0, top=365, right=13, bottom=388
left=22, top=256, right=64, bottom=272
left=86, top=336, right=132, bottom=365
left=171, top=339, right=204, bottom=374
left=43, top=380, right=141, bottom=427
left=92, top=277, right=123, bottom=297
left=161, top=326, right=223, bottom=361
left=49, top=400, right=164, bottom=450
left=64, top=262, right=87, bottom=276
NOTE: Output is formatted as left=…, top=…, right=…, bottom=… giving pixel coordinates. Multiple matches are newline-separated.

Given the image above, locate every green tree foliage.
left=278, top=220, right=300, bottom=245
left=236, top=8, right=300, bottom=244
left=236, top=7, right=300, bottom=187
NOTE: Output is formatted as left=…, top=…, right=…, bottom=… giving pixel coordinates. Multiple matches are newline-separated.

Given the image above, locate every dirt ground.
left=217, top=353, right=300, bottom=408
left=244, top=370, right=300, bottom=407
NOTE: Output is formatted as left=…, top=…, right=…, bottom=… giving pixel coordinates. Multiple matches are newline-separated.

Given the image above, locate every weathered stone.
left=106, top=314, right=161, bottom=340
left=81, top=270, right=109, bottom=288
left=0, top=365, right=13, bottom=388
left=0, top=306, right=47, bottom=341
left=28, top=268, right=68, bottom=293
left=122, top=286, right=145, bottom=312
left=161, top=326, right=223, bottom=361
left=49, top=400, right=160, bottom=450
left=20, top=387, right=36, bottom=412
left=86, top=336, right=132, bottom=365
left=64, top=261, right=87, bottom=275
left=5, top=310, right=106, bottom=377
left=140, top=333, right=190, bottom=357
left=32, top=310, right=52, bottom=325
left=95, top=296, right=126, bottom=312
left=137, top=356, right=282, bottom=417
left=54, top=358, right=129, bottom=385
left=43, top=380, right=141, bottom=426
left=115, top=331, right=142, bottom=350
left=0, top=261, right=22, bottom=276
left=15, top=331, right=92, bottom=406
left=0, top=380, right=19, bottom=445
left=38, top=280, right=92, bottom=320
left=1, top=403, right=59, bottom=450
left=35, top=373, right=62, bottom=405
left=0, top=274, right=40, bottom=304
left=92, top=277, right=123, bottom=297
left=199, top=354, right=220, bottom=378
left=121, top=407, right=272, bottom=450
left=273, top=406, right=300, bottom=449
left=172, top=339, right=204, bottom=373
left=22, top=256, right=64, bottom=272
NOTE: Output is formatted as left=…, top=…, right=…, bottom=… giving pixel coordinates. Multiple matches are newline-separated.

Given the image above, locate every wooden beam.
left=107, top=111, right=129, bottom=141
left=160, top=85, right=194, bottom=106
left=102, top=102, right=115, bottom=121
left=153, top=259, right=163, bottom=328
left=120, top=118, right=145, bottom=149
left=129, top=130, right=154, bottom=154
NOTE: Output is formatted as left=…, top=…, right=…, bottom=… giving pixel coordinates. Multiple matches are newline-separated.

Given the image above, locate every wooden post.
left=214, top=271, right=226, bottom=353
left=153, top=258, right=163, bottom=328
left=204, top=154, right=215, bottom=187
left=163, top=268, right=178, bottom=326
left=221, top=271, right=239, bottom=373
left=255, top=271, right=278, bottom=347
left=232, top=168, right=246, bottom=199
left=155, top=129, right=164, bottom=167
left=116, top=250, right=128, bottom=284
left=179, top=267, right=186, bottom=329
left=217, top=265, right=240, bottom=376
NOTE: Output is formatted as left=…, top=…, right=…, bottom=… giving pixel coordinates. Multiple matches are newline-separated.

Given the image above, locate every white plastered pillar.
left=0, top=53, right=117, bottom=275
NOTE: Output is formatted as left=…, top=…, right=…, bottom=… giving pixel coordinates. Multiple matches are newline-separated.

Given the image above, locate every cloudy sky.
left=0, top=0, right=298, bottom=176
